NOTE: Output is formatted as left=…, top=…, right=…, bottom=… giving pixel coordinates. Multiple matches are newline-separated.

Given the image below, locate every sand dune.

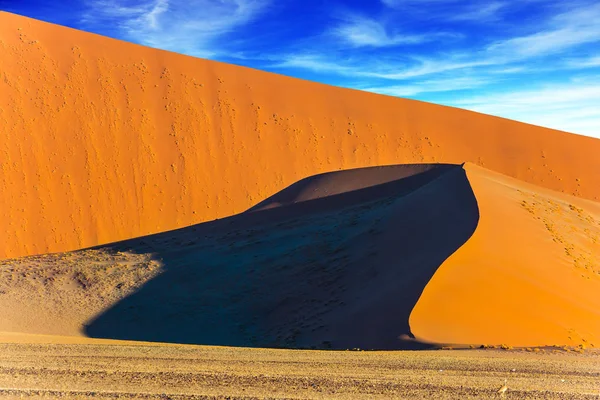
left=3, top=11, right=600, bottom=259
left=1, top=163, right=599, bottom=348
left=0, top=164, right=478, bottom=349
left=411, top=163, right=600, bottom=348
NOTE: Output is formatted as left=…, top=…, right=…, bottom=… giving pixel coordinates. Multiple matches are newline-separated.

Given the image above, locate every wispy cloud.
left=449, top=2, right=507, bottom=22
left=452, top=79, right=600, bottom=136
left=381, top=0, right=508, bottom=22
left=274, top=53, right=493, bottom=81
left=274, top=54, right=363, bottom=76
left=363, top=76, right=491, bottom=97
left=277, top=1, right=600, bottom=80
left=82, top=0, right=270, bottom=58
left=381, top=0, right=455, bottom=6
left=367, top=59, right=494, bottom=80
left=330, top=15, right=448, bottom=48
left=484, top=3, right=600, bottom=59
left=565, top=56, right=600, bottom=69
left=81, top=0, right=168, bottom=27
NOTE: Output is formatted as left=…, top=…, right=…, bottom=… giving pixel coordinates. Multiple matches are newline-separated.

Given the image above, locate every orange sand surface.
left=3, top=11, right=600, bottom=259
left=411, top=164, right=600, bottom=347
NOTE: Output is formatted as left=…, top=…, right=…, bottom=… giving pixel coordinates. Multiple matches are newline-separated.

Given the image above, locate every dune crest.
left=247, top=163, right=449, bottom=212
left=2, top=11, right=600, bottom=259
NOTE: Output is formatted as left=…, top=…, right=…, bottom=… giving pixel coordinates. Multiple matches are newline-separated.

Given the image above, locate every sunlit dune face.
left=410, top=164, right=600, bottom=348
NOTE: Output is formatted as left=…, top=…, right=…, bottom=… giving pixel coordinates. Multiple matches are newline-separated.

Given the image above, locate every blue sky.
left=2, top=0, right=599, bottom=137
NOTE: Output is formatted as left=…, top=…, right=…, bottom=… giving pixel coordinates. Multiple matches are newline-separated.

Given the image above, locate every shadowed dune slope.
left=410, top=163, right=600, bottom=348
left=0, top=164, right=479, bottom=349
left=3, top=12, right=600, bottom=259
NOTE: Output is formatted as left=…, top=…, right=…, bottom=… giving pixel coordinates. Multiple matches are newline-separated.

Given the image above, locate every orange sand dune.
left=411, top=163, right=600, bottom=347
left=1, top=164, right=599, bottom=349
left=2, top=12, right=600, bottom=259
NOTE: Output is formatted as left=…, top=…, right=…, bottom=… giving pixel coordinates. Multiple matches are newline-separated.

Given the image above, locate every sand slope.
left=3, top=12, right=600, bottom=259
left=1, top=164, right=599, bottom=348
left=411, top=163, right=600, bottom=348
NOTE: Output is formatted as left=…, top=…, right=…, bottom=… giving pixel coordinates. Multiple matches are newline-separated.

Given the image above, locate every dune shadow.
left=84, top=163, right=479, bottom=350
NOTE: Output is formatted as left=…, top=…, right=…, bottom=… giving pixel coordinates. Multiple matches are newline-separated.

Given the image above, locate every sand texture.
left=411, top=163, right=600, bottom=347
left=3, top=11, right=600, bottom=259
left=0, top=339, right=599, bottom=399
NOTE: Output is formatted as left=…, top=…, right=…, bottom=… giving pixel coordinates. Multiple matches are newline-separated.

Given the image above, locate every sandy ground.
left=0, top=336, right=599, bottom=399
left=3, top=11, right=600, bottom=259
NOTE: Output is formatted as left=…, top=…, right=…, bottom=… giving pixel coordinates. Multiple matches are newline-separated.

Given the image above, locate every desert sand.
left=2, top=11, right=600, bottom=259
left=1, top=338, right=599, bottom=399
left=412, top=164, right=600, bottom=347
left=2, top=10, right=600, bottom=399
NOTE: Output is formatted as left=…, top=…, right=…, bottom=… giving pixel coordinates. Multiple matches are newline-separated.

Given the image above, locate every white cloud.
left=486, top=29, right=600, bottom=60
left=488, top=66, right=528, bottom=74
left=451, top=81, right=600, bottom=137
left=381, top=0, right=456, bottom=6
left=81, top=0, right=170, bottom=28
left=332, top=16, right=434, bottom=47
left=485, top=3, right=600, bottom=60
left=363, top=76, right=491, bottom=97
left=565, top=55, right=600, bottom=69
left=381, top=0, right=508, bottom=22
left=367, top=59, right=494, bottom=80
left=278, top=1, right=600, bottom=81
left=275, top=54, right=493, bottom=81
left=83, top=0, right=269, bottom=58
left=141, top=0, right=168, bottom=29
left=449, top=2, right=507, bottom=22
left=274, top=54, right=362, bottom=76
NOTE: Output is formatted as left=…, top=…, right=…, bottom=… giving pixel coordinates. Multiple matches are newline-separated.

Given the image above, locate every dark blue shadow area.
left=84, top=164, right=479, bottom=350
